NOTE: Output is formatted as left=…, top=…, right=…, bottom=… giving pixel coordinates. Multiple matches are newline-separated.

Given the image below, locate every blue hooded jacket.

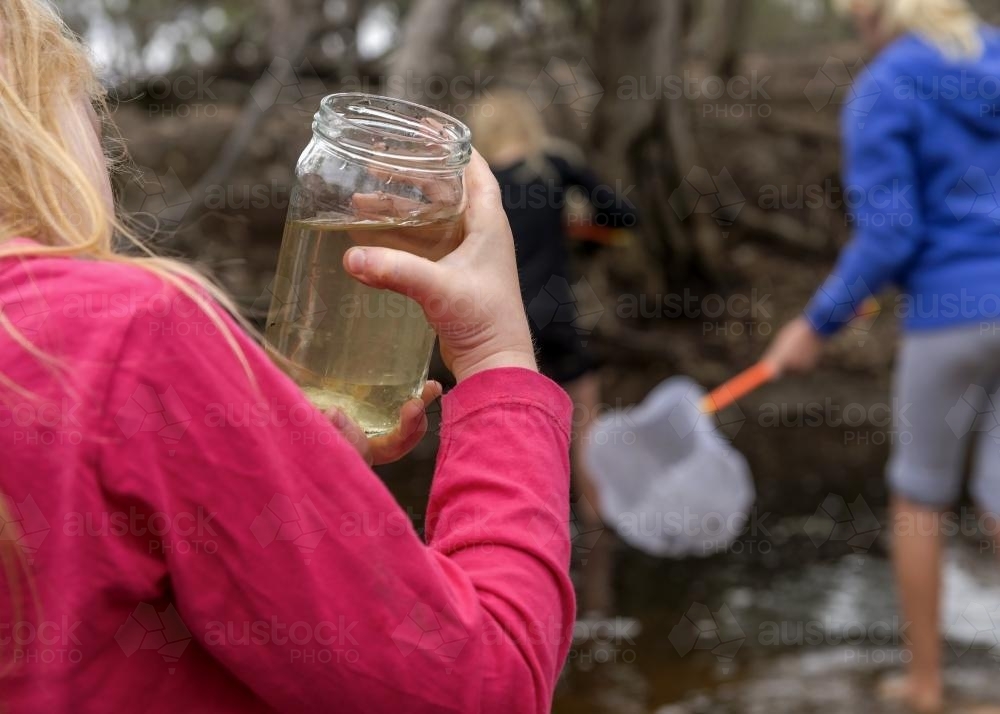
left=805, top=27, right=1000, bottom=334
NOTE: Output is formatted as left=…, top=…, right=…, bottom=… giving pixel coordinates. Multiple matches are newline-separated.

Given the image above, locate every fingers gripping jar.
left=264, top=94, right=472, bottom=435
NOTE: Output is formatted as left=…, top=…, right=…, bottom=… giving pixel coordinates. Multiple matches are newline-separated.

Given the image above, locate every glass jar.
left=264, top=93, right=472, bottom=435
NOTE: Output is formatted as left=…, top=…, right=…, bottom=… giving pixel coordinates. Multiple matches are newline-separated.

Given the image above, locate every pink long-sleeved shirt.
left=0, top=252, right=575, bottom=712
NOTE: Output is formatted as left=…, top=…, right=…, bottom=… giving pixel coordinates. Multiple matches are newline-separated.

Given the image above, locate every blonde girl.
left=766, top=1, right=996, bottom=711
left=0, top=2, right=576, bottom=712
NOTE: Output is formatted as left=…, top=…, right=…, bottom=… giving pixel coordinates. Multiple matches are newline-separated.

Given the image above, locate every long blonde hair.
left=0, top=0, right=254, bottom=671
left=835, top=0, right=984, bottom=59
left=468, top=88, right=550, bottom=167
left=467, top=87, right=587, bottom=182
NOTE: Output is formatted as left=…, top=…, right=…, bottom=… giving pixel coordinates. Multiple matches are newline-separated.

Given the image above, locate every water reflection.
left=556, top=525, right=1000, bottom=713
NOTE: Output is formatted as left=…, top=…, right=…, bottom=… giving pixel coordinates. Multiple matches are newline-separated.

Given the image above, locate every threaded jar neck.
left=313, top=93, right=472, bottom=175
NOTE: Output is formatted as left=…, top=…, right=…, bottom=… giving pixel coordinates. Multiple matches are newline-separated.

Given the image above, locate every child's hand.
left=325, top=380, right=443, bottom=465
left=762, top=316, right=823, bottom=376
left=342, top=151, right=538, bottom=383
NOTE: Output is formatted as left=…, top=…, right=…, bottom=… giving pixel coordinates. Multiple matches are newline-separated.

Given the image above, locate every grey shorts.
left=888, top=322, right=1000, bottom=513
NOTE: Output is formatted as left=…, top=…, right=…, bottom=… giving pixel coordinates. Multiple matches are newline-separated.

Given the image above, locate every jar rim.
left=314, top=93, right=472, bottom=174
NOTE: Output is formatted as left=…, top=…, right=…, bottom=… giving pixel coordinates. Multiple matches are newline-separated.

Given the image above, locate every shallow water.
left=376, top=410, right=1000, bottom=713
left=554, top=522, right=1000, bottom=713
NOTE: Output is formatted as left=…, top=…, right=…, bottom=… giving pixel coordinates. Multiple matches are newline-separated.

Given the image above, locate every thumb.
left=343, top=246, right=447, bottom=305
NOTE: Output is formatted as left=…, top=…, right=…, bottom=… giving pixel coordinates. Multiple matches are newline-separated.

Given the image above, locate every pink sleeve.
left=102, top=287, right=575, bottom=713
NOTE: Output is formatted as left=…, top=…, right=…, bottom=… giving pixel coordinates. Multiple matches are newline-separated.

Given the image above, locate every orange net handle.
left=700, top=361, right=778, bottom=414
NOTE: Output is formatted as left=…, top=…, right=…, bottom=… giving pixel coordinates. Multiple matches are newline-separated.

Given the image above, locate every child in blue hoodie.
left=765, top=1, right=1000, bottom=711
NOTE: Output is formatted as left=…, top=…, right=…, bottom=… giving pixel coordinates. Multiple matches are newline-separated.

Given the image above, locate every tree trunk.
left=589, top=0, right=675, bottom=285
left=693, top=0, right=747, bottom=78
left=386, top=0, right=466, bottom=102
left=181, top=0, right=323, bottom=234
left=590, top=0, right=731, bottom=286
left=662, top=0, right=729, bottom=284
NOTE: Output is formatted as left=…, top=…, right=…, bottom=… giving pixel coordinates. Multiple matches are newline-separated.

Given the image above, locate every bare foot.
left=878, top=674, right=943, bottom=714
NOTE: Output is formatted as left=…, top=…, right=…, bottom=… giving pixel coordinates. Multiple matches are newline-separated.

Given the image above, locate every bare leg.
left=883, top=495, right=943, bottom=713
left=957, top=508, right=1000, bottom=713
left=564, top=372, right=613, bottom=616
